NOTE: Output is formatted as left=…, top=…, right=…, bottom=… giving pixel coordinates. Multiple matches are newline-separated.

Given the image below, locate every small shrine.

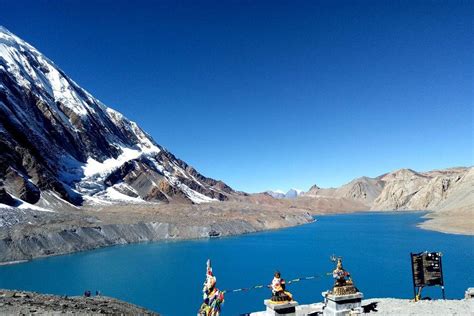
left=322, top=257, right=363, bottom=316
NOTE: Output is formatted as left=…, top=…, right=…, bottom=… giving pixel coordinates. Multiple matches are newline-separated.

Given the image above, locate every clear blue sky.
left=2, top=1, right=473, bottom=192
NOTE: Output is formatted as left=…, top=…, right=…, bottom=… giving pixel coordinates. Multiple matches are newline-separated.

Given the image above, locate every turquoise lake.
left=0, top=212, right=473, bottom=315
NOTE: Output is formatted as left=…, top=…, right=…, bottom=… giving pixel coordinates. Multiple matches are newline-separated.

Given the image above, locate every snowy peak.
left=265, top=188, right=304, bottom=199
left=285, top=188, right=303, bottom=199
left=265, top=190, right=285, bottom=199
left=0, top=26, right=235, bottom=207
left=0, top=26, right=159, bottom=157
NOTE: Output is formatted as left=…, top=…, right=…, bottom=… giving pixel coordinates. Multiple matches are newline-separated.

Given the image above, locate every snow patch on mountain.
left=172, top=180, right=217, bottom=204
left=101, top=186, right=147, bottom=204
left=83, top=147, right=155, bottom=178
left=0, top=196, right=54, bottom=213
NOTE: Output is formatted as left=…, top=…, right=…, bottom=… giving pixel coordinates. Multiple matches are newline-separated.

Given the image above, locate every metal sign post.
left=410, top=251, right=445, bottom=301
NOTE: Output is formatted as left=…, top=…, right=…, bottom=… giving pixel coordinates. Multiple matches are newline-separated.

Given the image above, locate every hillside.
left=303, top=176, right=385, bottom=207
left=300, top=166, right=473, bottom=234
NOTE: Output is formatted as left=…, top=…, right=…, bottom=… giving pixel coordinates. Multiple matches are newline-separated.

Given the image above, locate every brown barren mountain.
left=298, top=167, right=473, bottom=235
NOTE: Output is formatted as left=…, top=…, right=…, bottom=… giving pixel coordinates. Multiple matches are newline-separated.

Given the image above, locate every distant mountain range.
left=289, top=167, right=473, bottom=214
left=265, top=188, right=303, bottom=199
left=0, top=26, right=238, bottom=209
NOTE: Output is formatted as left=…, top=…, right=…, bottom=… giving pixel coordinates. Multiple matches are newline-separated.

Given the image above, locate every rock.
left=0, top=188, right=16, bottom=206
left=3, top=167, right=40, bottom=204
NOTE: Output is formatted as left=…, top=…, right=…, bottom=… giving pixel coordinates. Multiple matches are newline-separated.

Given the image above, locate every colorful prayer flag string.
left=221, top=272, right=331, bottom=294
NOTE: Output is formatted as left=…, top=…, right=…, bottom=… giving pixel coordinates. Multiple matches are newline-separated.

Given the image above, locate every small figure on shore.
left=198, top=259, right=224, bottom=316
left=84, top=290, right=91, bottom=298
left=95, top=290, right=101, bottom=296
left=270, top=271, right=293, bottom=302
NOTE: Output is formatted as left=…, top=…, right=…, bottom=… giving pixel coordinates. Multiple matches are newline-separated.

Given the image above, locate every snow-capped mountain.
left=265, top=190, right=285, bottom=199
left=284, top=188, right=303, bottom=199
left=0, top=26, right=234, bottom=207
left=265, top=189, right=304, bottom=199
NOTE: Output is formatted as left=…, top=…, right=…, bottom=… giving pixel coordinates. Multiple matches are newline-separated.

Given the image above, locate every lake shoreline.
left=316, top=209, right=474, bottom=236
left=0, top=260, right=28, bottom=266
left=0, top=202, right=315, bottom=264
left=0, top=205, right=471, bottom=265
left=418, top=211, right=474, bottom=236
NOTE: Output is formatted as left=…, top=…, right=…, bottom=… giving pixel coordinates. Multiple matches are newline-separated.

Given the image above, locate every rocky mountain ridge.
left=301, top=166, right=473, bottom=215
left=304, top=176, right=385, bottom=205
left=0, top=26, right=236, bottom=208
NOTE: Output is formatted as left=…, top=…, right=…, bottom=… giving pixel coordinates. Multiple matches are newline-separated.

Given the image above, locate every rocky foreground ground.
left=2, top=289, right=472, bottom=316
left=252, top=298, right=473, bottom=315
left=362, top=298, right=473, bottom=315
left=0, top=289, right=158, bottom=315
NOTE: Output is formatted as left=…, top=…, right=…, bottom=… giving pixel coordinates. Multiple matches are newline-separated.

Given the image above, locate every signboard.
left=423, top=252, right=443, bottom=286
left=411, top=253, right=425, bottom=287
left=410, top=252, right=445, bottom=299
left=410, top=252, right=444, bottom=287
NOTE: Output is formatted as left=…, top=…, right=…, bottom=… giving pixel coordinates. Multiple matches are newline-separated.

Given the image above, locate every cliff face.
left=433, top=167, right=473, bottom=213
left=371, top=169, right=432, bottom=210
left=372, top=167, right=472, bottom=212
left=417, top=168, right=474, bottom=234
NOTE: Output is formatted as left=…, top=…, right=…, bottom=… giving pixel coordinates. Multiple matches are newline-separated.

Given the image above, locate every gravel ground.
left=0, top=289, right=159, bottom=315
left=362, top=298, right=473, bottom=315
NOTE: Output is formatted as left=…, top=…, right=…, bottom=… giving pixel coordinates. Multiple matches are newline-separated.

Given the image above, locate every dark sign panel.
left=411, top=253, right=425, bottom=287
left=424, top=252, right=443, bottom=286
left=410, top=252, right=444, bottom=288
